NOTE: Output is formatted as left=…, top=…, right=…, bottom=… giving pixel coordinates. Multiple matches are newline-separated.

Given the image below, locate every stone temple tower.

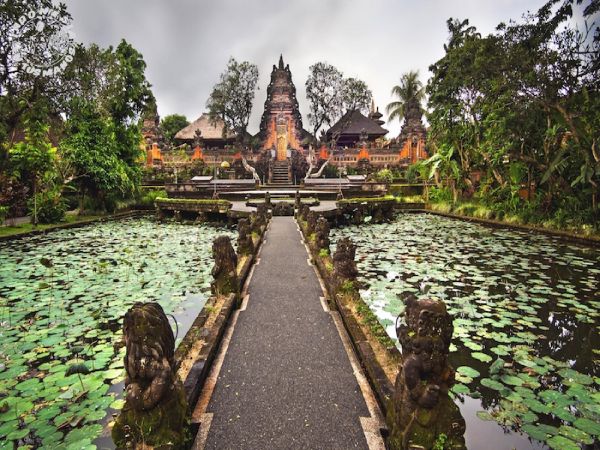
left=258, top=55, right=305, bottom=160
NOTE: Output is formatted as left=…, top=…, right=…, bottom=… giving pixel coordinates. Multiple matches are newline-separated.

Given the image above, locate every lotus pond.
left=0, top=217, right=234, bottom=449
left=331, top=213, right=600, bottom=450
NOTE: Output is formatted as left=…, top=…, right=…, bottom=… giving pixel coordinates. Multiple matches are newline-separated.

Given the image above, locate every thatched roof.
left=174, top=113, right=237, bottom=141
left=326, top=110, right=388, bottom=138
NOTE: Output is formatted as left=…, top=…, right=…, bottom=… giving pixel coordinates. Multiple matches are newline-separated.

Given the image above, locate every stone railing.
left=155, top=198, right=231, bottom=221
left=296, top=208, right=466, bottom=449
left=112, top=208, right=270, bottom=449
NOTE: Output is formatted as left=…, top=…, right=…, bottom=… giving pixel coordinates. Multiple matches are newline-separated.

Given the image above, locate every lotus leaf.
left=480, top=378, right=504, bottom=391
left=546, top=435, right=580, bottom=450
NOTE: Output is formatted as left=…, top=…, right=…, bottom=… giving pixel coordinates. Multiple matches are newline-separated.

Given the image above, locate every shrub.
left=0, top=205, right=8, bottom=225
left=428, top=186, right=453, bottom=203
left=405, top=163, right=422, bottom=183
left=29, top=188, right=66, bottom=224
left=374, top=169, right=393, bottom=184
left=318, top=248, right=329, bottom=258
left=138, top=189, right=167, bottom=207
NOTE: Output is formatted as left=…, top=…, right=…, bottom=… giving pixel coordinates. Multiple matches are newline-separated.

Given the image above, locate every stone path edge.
left=297, top=218, right=399, bottom=424
left=180, top=220, right=268, bottom=416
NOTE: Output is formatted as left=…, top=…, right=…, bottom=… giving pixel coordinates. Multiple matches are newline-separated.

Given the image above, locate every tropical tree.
left=59, top=41, right=154, bottom=211
left=426, top=0, right=600, bottom=227
left=161, top=114, right=189, bottom=144
left=206, top=57, right=259, bottom=141
left=0, top=0, right=72, bottom=145
left=386, top=71, right=425, bottom=125
left=341, top=78, right=372, bottom=114
left=305, top=62, right=344, bottom=137
left=8, top=118, right=57, bottom=224
left=61, top=99, right=134, bottom=213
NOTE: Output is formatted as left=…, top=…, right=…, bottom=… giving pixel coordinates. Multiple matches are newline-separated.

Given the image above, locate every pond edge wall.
left=173, top=217, right=268, bottom=421
left=296, top=214, right=400, bottom=423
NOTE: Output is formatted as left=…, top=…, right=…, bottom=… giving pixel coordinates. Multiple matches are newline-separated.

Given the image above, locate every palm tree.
left=386, top=71, right=425, bottom=125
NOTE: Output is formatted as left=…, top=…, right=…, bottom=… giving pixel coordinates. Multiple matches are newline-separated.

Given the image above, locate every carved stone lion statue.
left=387, top=295, right=466, bottom=450
left=211, top=235, right=238, bottom=296
left=112, top=302, right=188, bottom=449
left=315, top=216, right=330, bottom=251
left=333, top=237, right=358, bottom=282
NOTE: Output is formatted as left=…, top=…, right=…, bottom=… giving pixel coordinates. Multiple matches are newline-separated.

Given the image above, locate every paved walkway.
left=194, top=217, right=383, bottom=449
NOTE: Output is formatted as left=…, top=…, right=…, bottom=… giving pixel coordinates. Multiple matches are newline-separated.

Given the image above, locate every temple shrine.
left=147, top=55, right=429, bottom=174
left=258, top=55, right=312, bottom=160
left=395, top=96, right=428, bottom=163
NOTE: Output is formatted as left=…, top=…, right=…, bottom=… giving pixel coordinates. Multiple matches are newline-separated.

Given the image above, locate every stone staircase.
left=270, top=160, right=291, bottom=185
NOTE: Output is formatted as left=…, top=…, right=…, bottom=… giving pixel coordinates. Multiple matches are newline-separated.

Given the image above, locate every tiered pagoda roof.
left=326, top=109, right=388, bottom=147
left=258, top=55, right=312, bottom=149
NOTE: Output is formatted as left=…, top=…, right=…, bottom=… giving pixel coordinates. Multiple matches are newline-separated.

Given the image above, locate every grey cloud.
left=64, top=0, right=545, bottom=136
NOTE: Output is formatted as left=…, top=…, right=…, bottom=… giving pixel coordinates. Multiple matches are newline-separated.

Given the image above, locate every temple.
left=175, top=114, right=237, bottom=148
left=141, top=103, right=166, bottom=167
left=144, top=56, right=429, bottom=175
left=258, top=55, right=312, bottom=159
left=325, top=108, right=388, bottom=147
left=395, top=97, right=428, bottom=163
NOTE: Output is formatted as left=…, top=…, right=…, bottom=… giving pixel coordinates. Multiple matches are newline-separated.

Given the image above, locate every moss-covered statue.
left=272, top=202, right=294, bottom=216
left=315, top=216, right=330, bottom=251
left=387, top=296, right=466, bottom=450
left=237, top=218, right=254, bottom=256
left=255, top=204, right=268, bottom=229
left=333, top=237, right=358, bottom=282
left=306, top=210, right=318, bottom=235
left=112, top=302, right=189, bottom=449
left=211, top=235, right=238, bottom=296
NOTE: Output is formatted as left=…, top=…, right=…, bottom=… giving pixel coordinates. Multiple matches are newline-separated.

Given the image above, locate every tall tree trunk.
left=78, top=187, right=86, bottom=216
left=33, top=177, right=38, bottom=226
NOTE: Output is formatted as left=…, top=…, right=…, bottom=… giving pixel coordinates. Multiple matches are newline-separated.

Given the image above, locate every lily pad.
left=471, top=352, right=492, bottom=363
left=480, top=378, right=504, bottom=391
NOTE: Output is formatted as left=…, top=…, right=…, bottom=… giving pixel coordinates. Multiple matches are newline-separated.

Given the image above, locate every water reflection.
left=331, top=214, right=600, bottom=449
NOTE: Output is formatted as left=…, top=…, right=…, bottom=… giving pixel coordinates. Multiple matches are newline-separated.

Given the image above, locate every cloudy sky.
left=64, top=0, right=546, bottom=136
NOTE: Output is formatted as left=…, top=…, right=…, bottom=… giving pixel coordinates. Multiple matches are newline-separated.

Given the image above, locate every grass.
left=395, top=195, right=424, bottom=203
left=428, top=199, right=600, bottom=239
left=0, top=214, right=104, bottom=238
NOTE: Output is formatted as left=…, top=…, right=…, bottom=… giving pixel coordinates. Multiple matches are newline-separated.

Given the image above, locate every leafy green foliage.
left=386, top=70, right=425, bottom=124
left=306, top=62, right=373, bottom=138
left=0, top=205, right=7, bottom=224
left=305, top=62, right=344, bottom=138
left=206, top=57, right=259, bottom=139
left=426, top=2, right=600, bottom=226
left=374, top=169, right=394, bottom=184
left=59, top=41, right=153, bottom=212
left=160, top=114, right=189, bottom=144
left=341, top=78, right=372, bottom=114
left=28, top=186, right=66, bottom=224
